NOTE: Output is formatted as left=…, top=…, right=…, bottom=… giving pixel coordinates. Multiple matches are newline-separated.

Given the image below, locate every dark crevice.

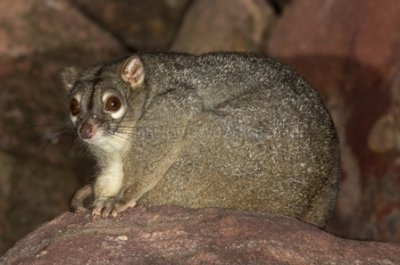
left=69, top=0, right=138, bottom=52
left=268, top=0, right=292, bottom=15
left=167, top=0, right=194, bottom=50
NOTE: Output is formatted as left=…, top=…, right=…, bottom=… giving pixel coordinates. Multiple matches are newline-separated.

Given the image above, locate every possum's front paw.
left=91, top=197, right=137, bottom=218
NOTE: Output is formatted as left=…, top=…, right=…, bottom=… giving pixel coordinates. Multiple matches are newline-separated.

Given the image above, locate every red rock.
left=0, top=0, right=124, bottom=59
left=1, top=206, right=399, bottom=265
left=268, top=0, right=400, bottom=241
left=73, top=0, right=190, bottom=50
left=0, top=0, right=126, bottom=255
left=0, top=152, right=79, bottom=258
left=171, top=0, right=275, bottom=53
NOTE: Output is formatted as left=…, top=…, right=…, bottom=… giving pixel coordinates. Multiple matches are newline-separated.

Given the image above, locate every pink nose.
left=79, top=122, right=96, bottom=139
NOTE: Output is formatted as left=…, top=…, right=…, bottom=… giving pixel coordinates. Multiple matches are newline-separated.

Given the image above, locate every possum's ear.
left=119, top=55, right=145, bottom=89
left=61, top=67, right=80, bottom=93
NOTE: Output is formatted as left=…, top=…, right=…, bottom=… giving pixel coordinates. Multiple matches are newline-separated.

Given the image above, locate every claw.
left=91, top=198, right=106, bottom=217
left=91, top=197, right=137, bottom=219
left=101, top=202, right=113, bottom=218
left=115, top=199, right=137, bottom=213
left=91, top=207, right=102, bottom=217
left=111, top=209, right=118, bottom=218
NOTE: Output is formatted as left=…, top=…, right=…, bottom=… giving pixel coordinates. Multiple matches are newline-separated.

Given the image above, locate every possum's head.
left=61, top=55, right=145, bottom=152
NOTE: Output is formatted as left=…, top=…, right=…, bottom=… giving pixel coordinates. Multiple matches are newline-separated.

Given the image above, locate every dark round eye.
left=70, top=98, right=80, bottom=116
left=104, top=96, right=122, bottom=112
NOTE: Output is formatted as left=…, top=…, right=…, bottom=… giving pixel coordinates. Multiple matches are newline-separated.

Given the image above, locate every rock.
left=72, top=0, right=191, bottom=50
left=171, top=0, right=275, bottom=54
left=0, top=0, right=124, bottom=59
left=0, top=151, right=79, bottom=256
left=268, top=0, right=293, bottom=13
left=267, top=0, right=400, bottom=241
left=0, top=206, right=399, bottom=265
left=0, top=0, right=126, bottom=255
left=0, top=152, right=14, bottom=252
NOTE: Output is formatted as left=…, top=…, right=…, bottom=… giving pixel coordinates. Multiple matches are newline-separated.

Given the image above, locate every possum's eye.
left=104, top=95, right=122, bottom=112
left=102, top=91, right=126, bottom=119
left=70, top=98, right=80, bottom=116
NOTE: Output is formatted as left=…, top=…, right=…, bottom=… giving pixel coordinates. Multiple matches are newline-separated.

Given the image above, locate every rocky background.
left=1, top=0, right=400, bottom=256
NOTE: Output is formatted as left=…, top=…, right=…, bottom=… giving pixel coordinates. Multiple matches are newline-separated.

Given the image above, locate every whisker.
left=19, top=122, right=72, bottom=130
left=72, top=138, right=92, bottom=156
left=114, top=125, right=135, bottom=131
left=107, top=132, right=132, bottom=141
left=39, top=129, right=74, bottom=142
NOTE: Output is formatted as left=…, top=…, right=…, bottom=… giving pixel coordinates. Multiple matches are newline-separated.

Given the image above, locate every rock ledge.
left=1, top=206, right=399, bottom=265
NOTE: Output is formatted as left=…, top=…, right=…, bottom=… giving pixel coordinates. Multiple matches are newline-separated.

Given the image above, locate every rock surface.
left=1, top=206, right=399, bottom=265
left=171, top=0, right=275, bottom=53
left=0, top=151, right=79, bottom=256
left=72, top=0, right=190, bottom=50
left=0, top=0, right=123, bottom=59
left=0, top=0, right=126, bottom=254
left=268, top=0, right=400, bottom=241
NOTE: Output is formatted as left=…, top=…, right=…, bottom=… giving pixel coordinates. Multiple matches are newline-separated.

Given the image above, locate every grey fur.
left=64, top=52, right=340, bottom=227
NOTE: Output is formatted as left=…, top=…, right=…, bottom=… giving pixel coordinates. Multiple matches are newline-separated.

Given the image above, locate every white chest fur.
left=94, top=133, right=131, bottom=154
left=94, top=156, right=124, bottom=198
left=92, top=134, right=131, bottom=198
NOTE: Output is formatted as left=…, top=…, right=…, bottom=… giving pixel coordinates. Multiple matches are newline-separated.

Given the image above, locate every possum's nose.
left=79, top=121, right=97, bottom=140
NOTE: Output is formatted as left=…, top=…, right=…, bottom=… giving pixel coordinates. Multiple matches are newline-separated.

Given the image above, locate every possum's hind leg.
left=70, top=184, right=93, bottom=213
left=302, top=182, right=338, bottom=228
